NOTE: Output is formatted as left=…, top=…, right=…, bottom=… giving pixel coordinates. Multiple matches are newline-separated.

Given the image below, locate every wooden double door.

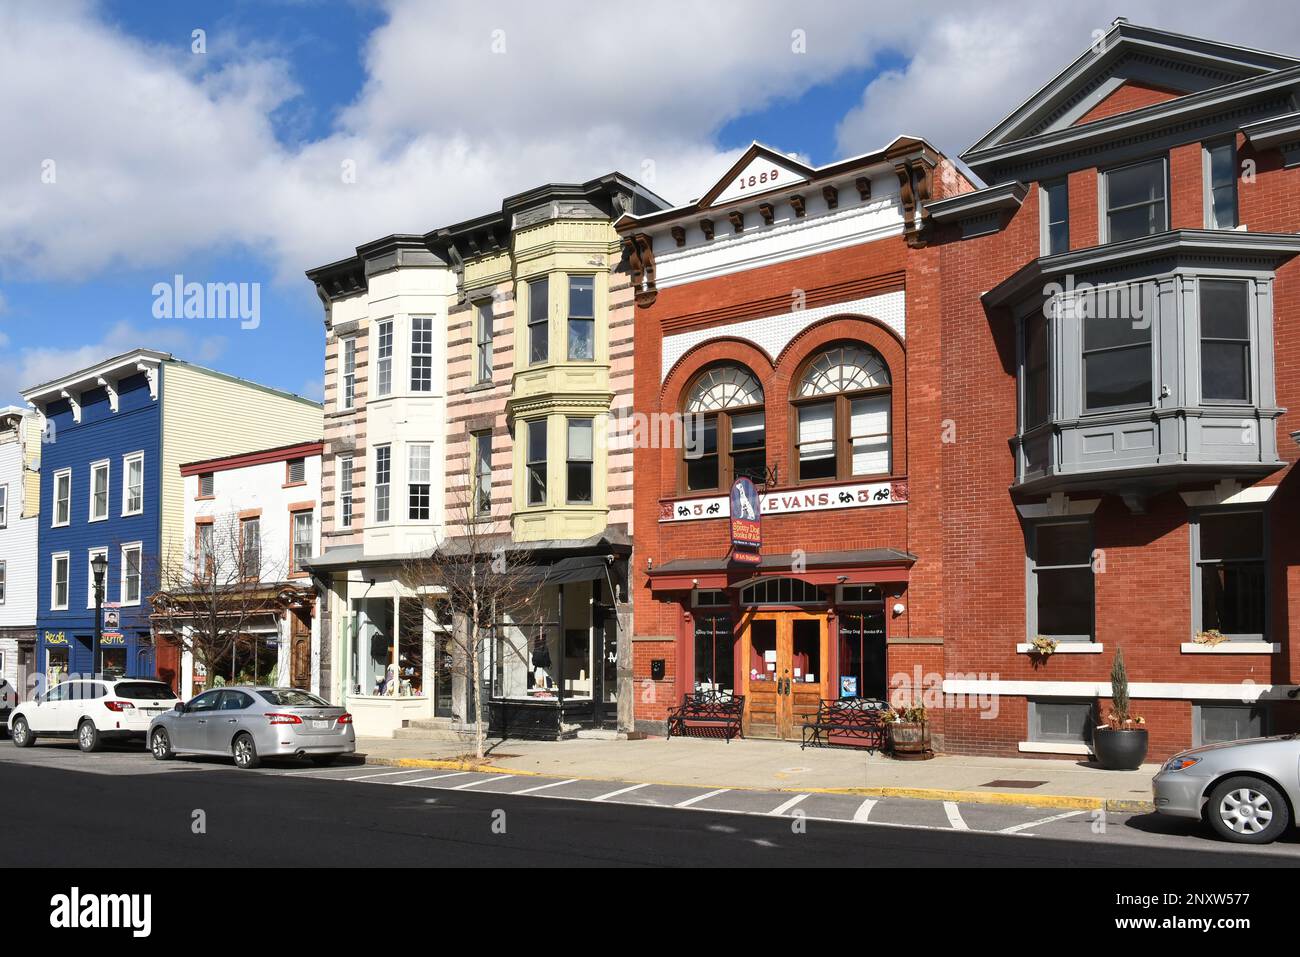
left=741, top=611, right=828, bottom=739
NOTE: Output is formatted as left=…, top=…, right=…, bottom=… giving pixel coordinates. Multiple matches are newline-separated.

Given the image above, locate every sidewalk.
left=356, top=735, right=1158, bottom=812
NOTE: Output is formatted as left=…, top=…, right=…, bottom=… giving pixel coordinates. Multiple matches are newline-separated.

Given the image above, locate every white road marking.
left=342, top=769, right=429, bottom=782
left=511, top=778, right=580, bottom=795
left=451, top=774, right=516, bottom=790
left=944, top=801, right=968, bottom=830
left=396, top=771, right=473, bottom=786
left=769, top=793, right=809, bottom=816
left=1000, top=809, right=1087, bottom=834
left=592, top=782, right=651, bottom=802
left=852, top=799, right=877, bottom=823
left=675, top=788, right=730, bottom=808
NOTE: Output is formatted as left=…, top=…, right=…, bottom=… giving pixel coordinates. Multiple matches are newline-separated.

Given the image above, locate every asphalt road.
left=1, top=740, right=1297, bottom=867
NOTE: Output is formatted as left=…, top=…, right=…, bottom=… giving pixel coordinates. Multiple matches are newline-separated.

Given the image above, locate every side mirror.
left=174, top=702, right=187, bottom=714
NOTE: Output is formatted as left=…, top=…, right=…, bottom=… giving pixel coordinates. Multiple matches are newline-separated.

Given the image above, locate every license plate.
left=311, top=720, right=331, bottom=730
left=143, top=708, right=165, bottom=715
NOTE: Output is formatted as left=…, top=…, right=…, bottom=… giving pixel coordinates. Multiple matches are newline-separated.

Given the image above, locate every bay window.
left=567, top=276, right=595, bottom=360
left=1081, top=291, right=1152, bottom=412
left=1027, top=519, right=1094, bottom=642
left=1194, top=509, right=1267, bottom=640
left=410, top=317, right=433, bottom=392
left=793, top=344, right=891, bottom=482
left=1023, top=312, right=1050, bottom=428
left=528, top=276, right=549, bottom=365
left=408, top=444, right=431, bottom=520
left=566, top=418, right=593, bottom=504
left=373, top=445, right=391, bottom=523
left=526, top=419, right=547, bottom=506
left=682, top=364, right=765, bottom=492
left=1103, top=156, right=1167, bottom=242
left=1199, top=279, right=1251, bottom=403
left=375, top=319, right=393, bottom=397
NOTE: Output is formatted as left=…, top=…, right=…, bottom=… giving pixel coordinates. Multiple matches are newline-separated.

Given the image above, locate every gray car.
left=1152, top=734, right=1300, bottom=844
left=148, top=686, right=355, bottom=769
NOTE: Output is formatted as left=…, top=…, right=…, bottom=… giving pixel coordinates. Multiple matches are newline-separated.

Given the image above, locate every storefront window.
left=838, top=607, right=886, bottom=699
left=694, top=613, right=734, bottom=693
left=748, top=619, right=777, bottom=684
left=46, top=646, right=69, bottom=688
left=491, top=583, right=594, bottom=700
left=351, top=597, right=425, bottom=697
left=101, top=647, right=127, bottom=678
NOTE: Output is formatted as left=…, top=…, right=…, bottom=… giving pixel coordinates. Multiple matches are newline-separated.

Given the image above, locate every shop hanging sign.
left=729, top=477, right=762, bottom=549
left=661, top=479, right=908, bottom=523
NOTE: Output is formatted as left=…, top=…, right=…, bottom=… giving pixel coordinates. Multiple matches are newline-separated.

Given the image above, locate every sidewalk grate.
left=980, top=780, right=1047, bottom=789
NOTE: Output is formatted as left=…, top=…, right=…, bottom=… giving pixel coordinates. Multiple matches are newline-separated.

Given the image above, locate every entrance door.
left=290, top=612, right=311, bottom=690
left=741, top=612, right=827, bottom=739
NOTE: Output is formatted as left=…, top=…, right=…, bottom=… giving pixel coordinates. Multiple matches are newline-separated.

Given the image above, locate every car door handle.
left=197, top=719, right=206, bottom=724
left=225, top=718, right=237, bottom=723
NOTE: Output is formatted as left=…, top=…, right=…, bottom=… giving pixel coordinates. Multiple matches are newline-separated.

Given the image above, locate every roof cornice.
left=21, top=349, right=171, bottom=406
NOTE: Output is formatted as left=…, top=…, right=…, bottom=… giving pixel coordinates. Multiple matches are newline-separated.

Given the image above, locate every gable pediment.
left=697, top=145, right=813, bottom=210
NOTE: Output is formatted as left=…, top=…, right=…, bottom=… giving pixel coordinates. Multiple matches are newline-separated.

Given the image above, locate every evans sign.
left=661, top=480, right=906, bottom=523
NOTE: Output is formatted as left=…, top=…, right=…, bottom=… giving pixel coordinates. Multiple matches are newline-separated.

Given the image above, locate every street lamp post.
left=91, top=553, right=108, bottom=676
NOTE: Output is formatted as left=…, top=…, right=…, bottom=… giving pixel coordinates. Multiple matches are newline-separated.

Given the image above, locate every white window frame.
left=87, top=547, right=108, bottom=609
left=122, top=451, right=144, bottom=516
left=410, top=317, right=434, bottom=392
left=0, top=559, right=6, bottom=605
left=375, top=319, right=394, bottom=398
left=408, top=443, right=431, bottom=521
left=51, top=551, right=70, bottom=611
left=120, top=542, right=143, bottom=606
left=341, top=337, right=357, bottom=410
left=0, top=483, right=7, bottom=529
left=475, top=301, right=494, bottom=383
left=339, top=454, right=354, bottom=529
left=88, top=459, right=110, bottom=523
left=290, top=510, right=313, bottom=575
left=53, top=469, right=71, bottom=527
left=1099, top=155, right=1169, bottom=244
left=1039, top=178, right=1069, bottom=256
left=1203, top=139, right=1239, bottom=230
left=373, top=444, right=391, bottom=524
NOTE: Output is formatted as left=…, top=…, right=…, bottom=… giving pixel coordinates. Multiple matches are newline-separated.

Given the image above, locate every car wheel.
left=150, top=728, right=174, bottom=761
left=232, top=732, right=261, bottom=770
left=77, top=719, right=102, bottom=753
left=10, top=716, right=34, bottom=748
left=1207, top=776, right=1290, bottom=844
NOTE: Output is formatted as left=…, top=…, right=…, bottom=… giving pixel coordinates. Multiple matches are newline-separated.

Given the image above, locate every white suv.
left=9, top=677, right=179, bottom=752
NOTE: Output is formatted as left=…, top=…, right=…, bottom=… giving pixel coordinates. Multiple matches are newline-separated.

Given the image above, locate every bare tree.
left=150, top=512, right=290, bottom=690
left=398, top=464, right=544, bottom=760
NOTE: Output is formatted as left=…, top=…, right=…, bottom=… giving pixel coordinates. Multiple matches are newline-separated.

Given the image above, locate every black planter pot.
left=1092, top=728, right=1149, bottom=770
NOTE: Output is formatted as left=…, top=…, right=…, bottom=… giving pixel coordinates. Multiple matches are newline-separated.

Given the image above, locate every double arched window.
left=682, top=364, right=766, bottom=492
left=792, top=343, right=891, bottom=482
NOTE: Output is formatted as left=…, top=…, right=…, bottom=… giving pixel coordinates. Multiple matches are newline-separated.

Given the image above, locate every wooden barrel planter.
left=888, top=721, right=934, bottom=760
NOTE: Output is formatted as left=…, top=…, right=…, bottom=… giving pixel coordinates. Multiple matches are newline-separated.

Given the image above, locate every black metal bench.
left=666, top=690, right=745, bottom=742
left=800, top=697, right=888, bottom=751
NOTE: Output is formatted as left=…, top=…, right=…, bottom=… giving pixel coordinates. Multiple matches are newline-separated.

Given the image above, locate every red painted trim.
left=180, top=441, right=324, bottom=477
left=649, top=562, right=911, bottom=593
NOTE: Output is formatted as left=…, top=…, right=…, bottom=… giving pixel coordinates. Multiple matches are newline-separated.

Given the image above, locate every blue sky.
left=4, top=1, right=1299, bottom=406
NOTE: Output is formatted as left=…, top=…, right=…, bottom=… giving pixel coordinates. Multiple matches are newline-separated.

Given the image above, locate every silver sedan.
left=148, top=686, right=355, bottom=769
left=1152, top=734, right=1300, bottom=844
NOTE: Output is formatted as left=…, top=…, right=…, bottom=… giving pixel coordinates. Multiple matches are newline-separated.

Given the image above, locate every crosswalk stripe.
left=675, top=788, right=730, bottom=808
left=769, top=793, right=809, bottom=816
left=396, top=771, right=472, bottom=786
left=342, top=769, right=429, bottom=782
left=592, top=782, right=650, bottom=802
left=451, top=774, right=515, bottom=790
left=852, top=798, right=877, bottom=822
left=511, top=778, right=579, bottom=795
left=1000, top=809, right=1086, bottom=834
left=944, top=801, right=968, bottom=829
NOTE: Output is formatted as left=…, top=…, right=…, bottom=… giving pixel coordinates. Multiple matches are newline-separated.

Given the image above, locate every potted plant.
left=1029, top=635, right=1058, bottom=658
left=1093, top=648, right=1148, bottom=770
left=888, top=700, right=934, bottom=761
left=1193, top=629, right=1227, bottom=646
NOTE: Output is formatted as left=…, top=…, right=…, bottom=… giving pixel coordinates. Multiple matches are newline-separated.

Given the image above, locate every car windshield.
left=114, top=682, right=178, bottom=701
left=258, top=689, right=328, bottom=707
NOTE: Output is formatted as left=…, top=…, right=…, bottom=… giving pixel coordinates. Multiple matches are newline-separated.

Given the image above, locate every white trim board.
left=1180, top=642, right=1279, bottom=654
left=1015, top=643, right=1104, bottom=654
left=662, top=289, right=905, bottom=383
left=943, top=679, right=1298, bottom=701
left=1018, top=741, right=1093, bottom=755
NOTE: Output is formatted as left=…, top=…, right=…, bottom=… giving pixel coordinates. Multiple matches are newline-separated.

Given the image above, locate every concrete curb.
left=362, top=756, right=1154, bottom=812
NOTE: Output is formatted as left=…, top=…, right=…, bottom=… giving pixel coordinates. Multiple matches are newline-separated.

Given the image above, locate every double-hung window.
left=526, top=419, right=547, bottom=506
left=793, top=344, right=891, bottom=482
left=0, top=560, right=6, bottom=604
left=338, top=454, right=354, bottom=529
left=1081, top=283, right=1152, bottom=412
left=682, top=365, right=766, bottom=492
left=291, top=511, right=313, bottom=575
left=1199, top=279, right=1252, bottom=403
left=1023, top=313, right=1050, bottom=428
left=53, top=469, right=71, bottom=526
left=566, top=418, right=593, bottom=504
left=408, top=444, right=431, bottom=520
left=0, top=484, right=6, bottom=528
left=472, top=431, right=492, bottom=517
left=528, top=276, right=549, bottom=365
left=1205, top=140, right=1239, bottom=230
left=475, top=301, right=493, bottom=383
left=375, top=319, right=393, bottom=397
left=122, top=452, right=144, bottom=516
left=410, top=317, right=433, bottom=392
left=373, top=445, right=391, bottom=524
left=1194, top=509, right=1267, bottom=640
left=341, top=337, right=357, bottom=410
left=1027, top=519, right=1094, bottom=642
left=240, top=517, right=261, bottom=579
left=1103, top=157, right=1168, bottom=242
left=51, top=553, right=69, bottom=610
left=121, top=543, right=142, bottom=605
left=567, top=276, right=595, bottom=361
left=196, top=523, right=215, bottom=580
left=87, top=548, right=108, bottom=608
left=89, top=460, right=110, bottom=522
left=1041, top=179, right=1069, bottom=255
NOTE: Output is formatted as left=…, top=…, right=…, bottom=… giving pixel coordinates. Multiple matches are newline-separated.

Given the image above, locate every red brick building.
left=620, top=21, right=1300, bottom=759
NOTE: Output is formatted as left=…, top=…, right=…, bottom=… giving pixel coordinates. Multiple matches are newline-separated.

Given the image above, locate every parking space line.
left=592, top=782, right=650, bottom=802
left=511, top=778, right=579, bottom=795
left=769, top=793, right=809, bottom=816
left=944, top=801, right=968, bottom=830
left=451, top=774, right=515, bottom=790
left=396, top=771, right=473, bottom=786
left=1000, top=809, right=1086, bottom=834
left=343, top=769, right=430, bottom=782
left=675, top=788, right=730, bottom=808
left=852, top=799, right=877, bottom=823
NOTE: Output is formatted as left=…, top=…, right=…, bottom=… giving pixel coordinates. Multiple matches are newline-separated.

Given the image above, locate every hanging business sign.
left=662, top=479, right=908, bottom=523
left=729, top=477, right=762, bottom=549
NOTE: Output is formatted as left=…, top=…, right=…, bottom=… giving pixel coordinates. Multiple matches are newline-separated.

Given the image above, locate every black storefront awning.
left=517, top=555, right=612, bottom=586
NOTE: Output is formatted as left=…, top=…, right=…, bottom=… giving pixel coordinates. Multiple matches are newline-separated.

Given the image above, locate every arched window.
left=682, top=364, right=765, bottom=492
left=792, top=343, right=891, bottom=482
